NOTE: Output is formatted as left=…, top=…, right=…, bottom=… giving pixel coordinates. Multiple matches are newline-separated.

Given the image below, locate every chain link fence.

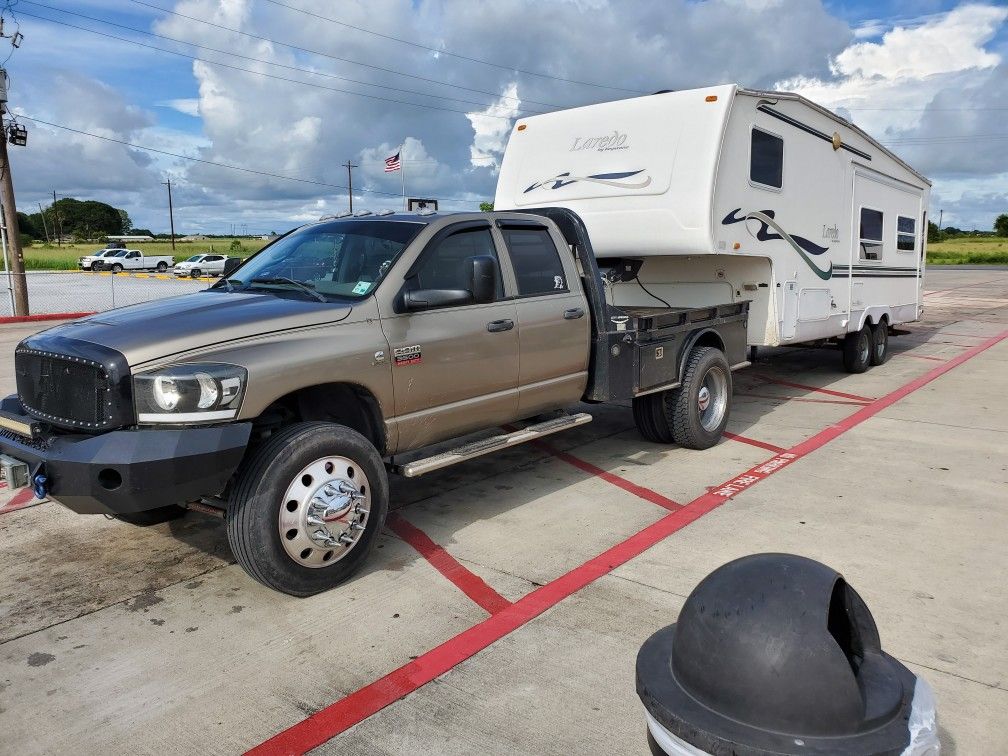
left=1, top=270, right=210, bottom=318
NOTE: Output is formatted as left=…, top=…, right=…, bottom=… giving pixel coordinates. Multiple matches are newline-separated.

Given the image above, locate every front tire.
left=669, top=346, right=732, bottom=450
left=869, top=320, right=890, bottom=366
left=191, top=268, right=202, bottom=279
left=111, top=263, right=123, bottom=273
left=843, top=325, right=872, bottom=373
left=226, top=422, right=388, bottom=597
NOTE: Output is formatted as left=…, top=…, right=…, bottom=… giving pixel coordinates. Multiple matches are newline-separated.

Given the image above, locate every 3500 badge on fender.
left=393, top=345, right=422, bottom=366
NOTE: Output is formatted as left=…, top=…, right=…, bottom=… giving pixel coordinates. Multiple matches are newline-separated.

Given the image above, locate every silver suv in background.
left=173, top=254, right=231, bottom=278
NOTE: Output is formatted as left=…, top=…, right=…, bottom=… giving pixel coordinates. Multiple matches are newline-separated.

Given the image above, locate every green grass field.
left=16, top=236, right=1008, bottom=270
left=21, top=239, right=269, bottom=270
left=927, top=236, right=1008, bottom=265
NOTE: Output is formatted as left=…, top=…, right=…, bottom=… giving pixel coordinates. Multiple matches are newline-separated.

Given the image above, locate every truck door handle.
left=487, top=319, right=515, bottom=332
left=563, top=308, right=585, bottom=320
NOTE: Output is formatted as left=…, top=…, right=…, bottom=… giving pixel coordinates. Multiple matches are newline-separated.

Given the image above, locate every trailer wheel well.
left=252, top=383, right=386, bottom=454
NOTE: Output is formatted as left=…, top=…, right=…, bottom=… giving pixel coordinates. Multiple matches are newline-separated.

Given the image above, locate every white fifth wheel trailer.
left=494, top=83, right=931, bottom=372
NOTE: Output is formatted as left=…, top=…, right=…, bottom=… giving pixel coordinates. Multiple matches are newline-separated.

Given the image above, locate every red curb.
left=0, top=312, right=95, bottom=324
left=248, top=329, right=1007, bottom=755
left=386, top=512, right=512, bottom=616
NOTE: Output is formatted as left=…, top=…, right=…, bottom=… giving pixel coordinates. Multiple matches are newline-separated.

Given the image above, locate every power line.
left=16, top=115, right=488, bottom=204
left=260, top=0, right=646, bottom=95
left=127, top=0, right=574, bottom=110
left=21, top=1, right=554, bottom=114
left=16, top=10, right=530, bottom=121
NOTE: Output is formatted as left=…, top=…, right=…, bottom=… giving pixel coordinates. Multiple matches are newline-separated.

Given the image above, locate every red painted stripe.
left=895, top=353, right=947, bottom=362
left=922, top=277, right=1002, bottom=297
left=249, top=329, right=1007, bottom=755
left=736, top=391, right=868, bottom=406
left=722, top=431, right=786, bottom=454
left=752, top=374, right=874, bottom=402
left=0, top=487, right=37, bottom=514
left=0, top=312, right=95, bottom=324
left=385, top=512, right=511, bottom=616
left=533, top=440, right=682, bottom=512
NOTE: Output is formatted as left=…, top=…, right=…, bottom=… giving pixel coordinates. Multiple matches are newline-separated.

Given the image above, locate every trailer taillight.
left=705, top=95, right=718, bottom=102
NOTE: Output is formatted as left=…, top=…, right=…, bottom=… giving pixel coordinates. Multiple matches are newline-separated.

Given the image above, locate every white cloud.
left=160, top=98, right=201, bottom=117
left=833, top=4, right=1004, bottom=80
left=466, top=83, right=521, bottom=171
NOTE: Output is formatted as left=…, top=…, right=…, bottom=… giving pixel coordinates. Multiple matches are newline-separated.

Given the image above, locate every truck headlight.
left=134, top=363, right=246, bottom=424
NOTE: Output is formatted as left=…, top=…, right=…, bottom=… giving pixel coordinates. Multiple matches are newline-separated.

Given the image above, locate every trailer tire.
left=156, top=261, right=168, bottom=272
left=670, top=346, right=732, bottom=450
left=869, top=320, right=890, bottom=366
left=632, top=391, right=675, bottom=444
left=226, top=421, right=388, bottom=597
left=114, top=505, right=187, bottom=527
left=843, top=325, right=872, bottom=373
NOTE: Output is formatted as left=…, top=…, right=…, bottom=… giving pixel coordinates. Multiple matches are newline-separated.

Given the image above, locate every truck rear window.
left=500, top=227, right=568, bottom=296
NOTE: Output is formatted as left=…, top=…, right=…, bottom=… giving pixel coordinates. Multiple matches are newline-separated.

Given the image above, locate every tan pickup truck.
left=1, top=208, right=748, bottom=595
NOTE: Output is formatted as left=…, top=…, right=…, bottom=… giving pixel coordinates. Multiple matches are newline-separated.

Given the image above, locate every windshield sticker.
left=351, top=281, right=371, bottom=295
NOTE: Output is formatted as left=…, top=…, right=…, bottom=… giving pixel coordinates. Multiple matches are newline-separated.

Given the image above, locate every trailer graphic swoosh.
left=523, top=170, right=652, bottom=193
left=722, top=209, right=833, bottom=281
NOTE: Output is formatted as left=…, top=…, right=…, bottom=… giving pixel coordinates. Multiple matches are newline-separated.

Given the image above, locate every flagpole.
left=400, top=143, right=407, bottom=211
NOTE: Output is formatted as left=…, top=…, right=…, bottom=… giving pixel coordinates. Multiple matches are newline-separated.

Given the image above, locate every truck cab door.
left=380, top=222, right=519, bottom=450
left=497, top=222, right=590, bottom=416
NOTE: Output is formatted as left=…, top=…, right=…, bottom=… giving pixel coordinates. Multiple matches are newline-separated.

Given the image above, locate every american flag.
left=384, top=151, right=401, bottom=173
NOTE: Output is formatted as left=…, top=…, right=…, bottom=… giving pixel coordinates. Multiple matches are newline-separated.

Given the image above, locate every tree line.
left=15, top=198, right=153, bottom=244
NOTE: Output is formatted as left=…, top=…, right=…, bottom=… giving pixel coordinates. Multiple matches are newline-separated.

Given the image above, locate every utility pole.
left=343, top=160, right=357, bottom=213
left=937, top=209, right=943, bottom=232
left=0, top=70, right=29, bottom=315
left=162, top=178, right=176, bottom=251
left=37, top=201, right=50, bottom=244
left=52, top=190, right=61, bottom=246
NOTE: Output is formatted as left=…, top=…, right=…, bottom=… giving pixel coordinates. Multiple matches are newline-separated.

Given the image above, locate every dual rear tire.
left=632, top=346, right=732, bottom=450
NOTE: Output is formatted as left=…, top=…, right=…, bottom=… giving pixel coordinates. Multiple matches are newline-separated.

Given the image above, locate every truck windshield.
left=222, top=220, right=425, bottom=300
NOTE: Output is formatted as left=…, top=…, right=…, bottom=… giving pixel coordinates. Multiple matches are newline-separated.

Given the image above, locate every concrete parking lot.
left=0, top=268, right=1005, bottom=754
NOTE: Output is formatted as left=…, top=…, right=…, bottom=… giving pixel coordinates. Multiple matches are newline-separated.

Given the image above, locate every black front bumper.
left=0, top=401, right=251, bottom=514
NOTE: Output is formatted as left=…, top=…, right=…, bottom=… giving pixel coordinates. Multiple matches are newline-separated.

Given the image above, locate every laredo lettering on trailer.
left=570, top=130, right=630, bottom=152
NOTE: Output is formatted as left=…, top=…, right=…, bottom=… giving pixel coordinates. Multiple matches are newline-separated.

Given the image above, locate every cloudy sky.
left=4, top=0, right=1007, bottom=234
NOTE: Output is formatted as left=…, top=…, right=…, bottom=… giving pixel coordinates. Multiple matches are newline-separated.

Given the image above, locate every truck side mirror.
left=223, top=257, right=242, bottom=276
left=468, top=255, right=498, bottom=304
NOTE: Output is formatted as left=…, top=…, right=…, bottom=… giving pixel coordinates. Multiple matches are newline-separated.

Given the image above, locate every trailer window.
left=500, top=227, right=568, bottom=296
left=750, top=128, right=783, bottom=190
left=896, top=216, right=916, bottom=252
left=859, top=208, right=884, bottom=261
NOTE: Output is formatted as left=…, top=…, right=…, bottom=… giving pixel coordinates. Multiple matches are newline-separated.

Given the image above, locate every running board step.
left=396, top=413, right=593, bottom=478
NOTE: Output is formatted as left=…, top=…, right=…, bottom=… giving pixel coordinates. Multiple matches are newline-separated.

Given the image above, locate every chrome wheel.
left=698, top=366, right=729, bottom=432
left=277, top=456, right=371, bottom=568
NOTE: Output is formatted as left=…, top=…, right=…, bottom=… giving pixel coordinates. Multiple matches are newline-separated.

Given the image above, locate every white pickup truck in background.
left=93, top=249, right=175, bottom=273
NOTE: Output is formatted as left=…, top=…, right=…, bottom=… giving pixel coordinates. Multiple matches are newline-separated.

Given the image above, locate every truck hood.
left=48, top=291, right=354, bottom=366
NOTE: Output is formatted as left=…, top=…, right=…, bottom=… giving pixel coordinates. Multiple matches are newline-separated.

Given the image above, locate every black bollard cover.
left=636, top=553, right=920, bottom=755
